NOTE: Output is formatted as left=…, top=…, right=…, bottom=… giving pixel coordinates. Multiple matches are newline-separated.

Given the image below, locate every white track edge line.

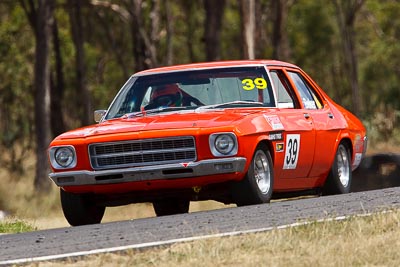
left=0, top=210, right=391, bottom=266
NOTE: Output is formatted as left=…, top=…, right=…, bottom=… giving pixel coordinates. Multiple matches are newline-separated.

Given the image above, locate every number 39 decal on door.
left=283, top=134, right=300, bottom=169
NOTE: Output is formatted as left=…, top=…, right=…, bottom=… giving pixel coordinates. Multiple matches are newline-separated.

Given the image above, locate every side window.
left=270, top=70, right=296, bottom=108
left=287, top=71, right=322, bottom=109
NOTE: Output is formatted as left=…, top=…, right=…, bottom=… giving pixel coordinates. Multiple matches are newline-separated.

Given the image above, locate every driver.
left=146, top=84, right=183, bottom=109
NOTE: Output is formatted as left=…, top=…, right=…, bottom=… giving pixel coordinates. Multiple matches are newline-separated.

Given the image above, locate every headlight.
left=49, top=146, right=77, bottom=169
left=209, top=133, right=238, bottom=157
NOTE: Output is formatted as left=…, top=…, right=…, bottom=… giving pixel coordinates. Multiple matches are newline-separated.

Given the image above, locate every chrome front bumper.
left=49, top=157, right=247, bottom=186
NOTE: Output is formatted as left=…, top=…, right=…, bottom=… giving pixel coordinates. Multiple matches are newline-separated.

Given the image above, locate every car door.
left=268, top=68, right=316, bottom=180
left=285, top=69, right=340, bottom=179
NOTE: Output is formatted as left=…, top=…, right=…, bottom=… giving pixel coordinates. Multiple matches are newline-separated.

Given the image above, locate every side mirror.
left=94, top=110, right=106, bottom=123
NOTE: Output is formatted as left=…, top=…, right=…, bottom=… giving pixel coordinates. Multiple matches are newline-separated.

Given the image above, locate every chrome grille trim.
left=89, top=136, right=196, bottom=170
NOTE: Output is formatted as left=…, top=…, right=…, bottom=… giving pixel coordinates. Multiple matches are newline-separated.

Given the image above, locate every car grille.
left=89, top=136, right=197, bottom=170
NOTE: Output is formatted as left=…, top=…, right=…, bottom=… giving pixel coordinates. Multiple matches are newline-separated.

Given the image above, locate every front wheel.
left=152, top=198, right=190, bottom=216
left=60, top=189, right=105, bottom=226
left=232, top=146, right=274, bottom=206
left=323, top=143, right=352, bottom=195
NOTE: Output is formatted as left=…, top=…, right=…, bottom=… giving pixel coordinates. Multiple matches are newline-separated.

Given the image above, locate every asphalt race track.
left=1, top=154, right=400, bottom=265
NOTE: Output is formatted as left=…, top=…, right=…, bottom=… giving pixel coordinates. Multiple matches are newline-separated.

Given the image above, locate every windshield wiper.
left=196, top=101, right=264, bottom=110
left=145, top=106, right=189, bottom=113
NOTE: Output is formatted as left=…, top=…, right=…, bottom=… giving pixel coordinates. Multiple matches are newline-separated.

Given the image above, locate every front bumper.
left=49, top=157, right=247, bottom=186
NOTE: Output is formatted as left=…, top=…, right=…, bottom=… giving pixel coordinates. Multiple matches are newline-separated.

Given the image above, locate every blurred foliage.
left=1, top=0, right=400, bottom=177
left=364, top=105, right=400, bottom=146
left=0, top=4, right=34, bottom=174
left=289, top=1, right=339, bottom=98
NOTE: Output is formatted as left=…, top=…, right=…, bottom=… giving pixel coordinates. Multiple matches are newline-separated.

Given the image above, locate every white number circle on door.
left=283, top=134, right=300, bottom=169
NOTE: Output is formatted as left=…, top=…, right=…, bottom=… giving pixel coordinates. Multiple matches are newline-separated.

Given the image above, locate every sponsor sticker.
left=303, top=100, right=317, bottom=109
left=268, top=131, right=283, bottom=141
left=264, top=115, right=284, bottom=130
left=276, top=143, right=284, bottom=152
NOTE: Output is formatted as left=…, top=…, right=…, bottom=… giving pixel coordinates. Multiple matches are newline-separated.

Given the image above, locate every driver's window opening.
left=270, top=70, right=296, bottom=109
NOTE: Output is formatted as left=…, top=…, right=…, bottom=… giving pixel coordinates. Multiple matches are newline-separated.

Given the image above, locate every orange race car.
left=48, top=60, right=367, bottom=226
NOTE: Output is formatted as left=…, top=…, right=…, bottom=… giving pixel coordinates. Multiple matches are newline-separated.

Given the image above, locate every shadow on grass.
left=352, top=153, right=400, bottom=192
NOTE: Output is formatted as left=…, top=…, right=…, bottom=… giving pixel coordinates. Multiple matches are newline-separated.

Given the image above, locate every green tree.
left=20, top=0, right=54, bottom=191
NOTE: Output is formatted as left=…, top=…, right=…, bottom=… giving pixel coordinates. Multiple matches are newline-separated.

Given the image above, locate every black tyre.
left=323, top=143, right=352, bottom=195
left=60, top=189, right=105, bottom=226
left=152, top=198, right=190, bottom=216
left=232, top=146, right=274, bottom=206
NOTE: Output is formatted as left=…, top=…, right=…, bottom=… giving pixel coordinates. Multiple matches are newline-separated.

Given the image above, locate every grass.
left=0, top=218, right=36, bottom=234
left=24, top=209, right=400, bottom=266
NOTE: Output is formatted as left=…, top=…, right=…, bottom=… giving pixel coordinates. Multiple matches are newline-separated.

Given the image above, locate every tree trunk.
left=147, top=0, right=160, bottom=67
left=332, top=0, right=365, bottom=117
left=181, top=1, right=198, bottom=62
left=33, top=0, right=54, bottom=191
left=239, top=0, right=256, bottom=59
left=51, top=17, right=66, bottom=137
left=271, top=0, right=291, bottom=61
left=68, top=0, right=91, bottom=126
left=164, top=0, right=173, bottom=65
left=130, top=0, right=150, bottom=71
left=203, top=0, right=226, bottom=61
left=254, top=0, right=267, bottom=58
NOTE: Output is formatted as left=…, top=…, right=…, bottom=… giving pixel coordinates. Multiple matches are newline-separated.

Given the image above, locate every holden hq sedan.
left=48, top=60, right=367, bottom=226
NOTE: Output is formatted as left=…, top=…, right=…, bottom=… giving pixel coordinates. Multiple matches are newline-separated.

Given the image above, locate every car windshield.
left=105, top=66, right=276, bottom=120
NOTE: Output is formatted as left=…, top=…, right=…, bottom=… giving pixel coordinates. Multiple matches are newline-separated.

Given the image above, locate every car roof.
left=133, top=60, right=299, bottom=76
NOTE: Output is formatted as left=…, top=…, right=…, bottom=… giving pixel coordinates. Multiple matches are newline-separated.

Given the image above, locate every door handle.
left=304, top=113, right=310, bottom=119
left=328, top=113, right=334, bottom=119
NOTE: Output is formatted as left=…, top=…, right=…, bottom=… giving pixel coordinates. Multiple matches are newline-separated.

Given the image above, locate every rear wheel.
left=152, top=198, right=190, bottom=216
left=232, top=145, right=274, bottom=206
left=323, top=143, right=352, bottom=195
left=60, top=189, right=105, bottom=226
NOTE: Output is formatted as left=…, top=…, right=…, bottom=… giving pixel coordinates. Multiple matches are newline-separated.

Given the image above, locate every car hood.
left=56, top=109, right=268, bottom=139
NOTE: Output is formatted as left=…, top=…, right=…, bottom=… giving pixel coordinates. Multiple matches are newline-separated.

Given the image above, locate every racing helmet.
left=151, top=84, right=183, bottom=107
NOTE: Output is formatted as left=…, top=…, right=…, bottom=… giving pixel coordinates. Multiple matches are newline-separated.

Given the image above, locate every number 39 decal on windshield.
left=242, top=78, right=267, bottom=90
left=283, top=134, right=300, bottom=169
